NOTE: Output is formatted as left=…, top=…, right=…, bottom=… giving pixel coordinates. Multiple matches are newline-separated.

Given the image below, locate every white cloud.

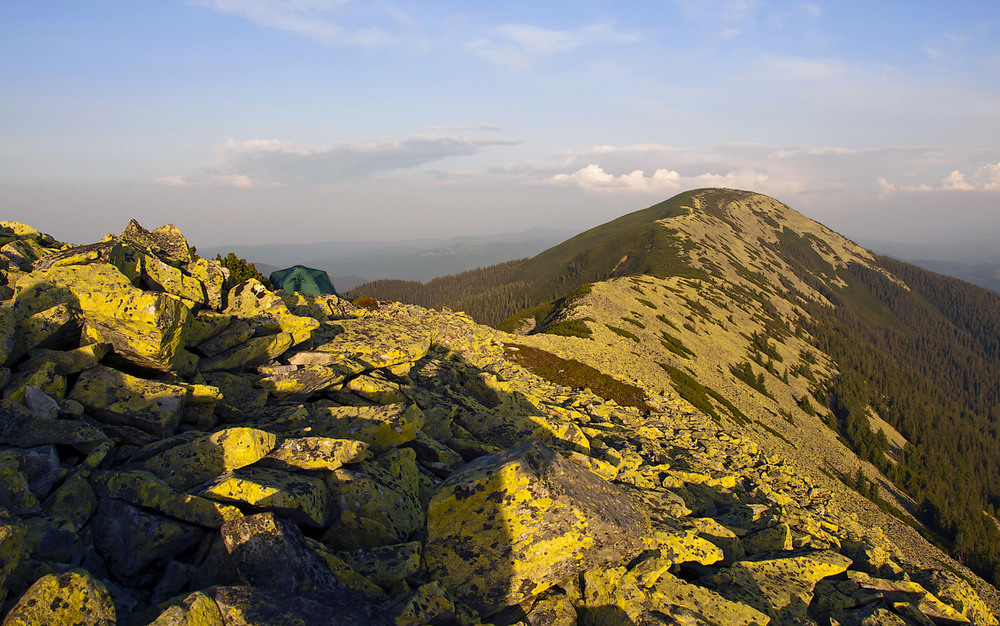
left=469, top=21, right=640, bottom=70
left=151, top=175, right=197, bottom=187
left=151, top=173, right=277, bottom=188
left=191, top=0, right=390, bottom=46
left=881, top=161, right=1000, bottom=193
left=548, top=163, right=803, bottom=197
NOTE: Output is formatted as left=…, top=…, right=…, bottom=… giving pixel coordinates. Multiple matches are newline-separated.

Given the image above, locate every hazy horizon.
left=3, top=2, right=998, bottom=249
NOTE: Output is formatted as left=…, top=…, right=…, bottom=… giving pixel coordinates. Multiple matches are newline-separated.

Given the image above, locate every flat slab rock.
left=424, top=438, right=649, bottom=616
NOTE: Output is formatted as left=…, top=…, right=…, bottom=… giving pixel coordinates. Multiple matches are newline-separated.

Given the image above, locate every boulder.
left=145, top=590, right=225, bottom=626
left=12, top=303, right=81, bottom=359
left=141, top=253, right=206, bottom=305
left=198, top=332, right=294, bottom=372
left=705, top=549, right=853, bottom=621
left=257, top=365, right=347, bottom=400
left=269, top=402, right=424, bottom=455
left=391, top=582, right=458, bottom=626
left=187, top=258, right=227, bottom=310
left=0, top=521, right=27, bottom=607
left=16, top=343, right=110, bottom=375
left=309, top=315, right=431, bottom=371
left=120, top=219, right=193, bottom=266
left=424, top=438, right=648, bottom=615
left=580, top=565, right=770, bottom=626
left=260, top=436, right=370, bottom=472
left=224, top=279, right=319, bottom=345
left=219, top=513, right=393, bottom=623
left=335, top=541, right=422, bottom=588
left=68, top=365, right=187, bottom=438
left=92, top=470, right=243, bottom=528
left=202, top=466, right=331, bottom=527
left=43, top=471, right=98, bottom=530
left=13, top=263, right=194, bottom=373
left=912, top=569, right=999, bottom=626
left=195, top=318, right=253, bottom=357
left=91, top=498, right=204, bottom=585
left=143, top=426, right=277, bottom=490
left=322, top=448, right=424, bottom=550
left=2, top=569, right=115, bottom=626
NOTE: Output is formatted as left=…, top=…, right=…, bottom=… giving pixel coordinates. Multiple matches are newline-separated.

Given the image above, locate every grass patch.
left=659, top=331, right=694, bottom=359
left=606, top=325, right=640, bottom=342
left=657, top=362, right=748, bottom=426
left=544, top=318, right=593, bottom=339
left=504, top=344, right=651, bottom=412
left=622, top=317, right=645, bottom=329
left=636, top=298, right=657, bottom=309
left=656, top=314, right=678, bottom=330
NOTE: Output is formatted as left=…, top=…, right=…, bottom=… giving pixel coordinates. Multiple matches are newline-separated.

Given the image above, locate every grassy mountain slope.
left=508, top=189, right=1000, bottom=590
left=360, top=187, right=1000, bottom=597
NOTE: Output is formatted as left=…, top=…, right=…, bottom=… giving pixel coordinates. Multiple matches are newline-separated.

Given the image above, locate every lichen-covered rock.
left=273, top=402, right=424, bottom=455
left=309, top=314, right=432, bottom=371
left=0, top=450, right=39, bottom=514
left=2, top=569, right=115, bottom=626
left=391, top=582, right=458, bottom=626
left=335, top=541, right=422, bottom=588
left=0, top=521, right=27, bottom=607
left=142, top=253, right=206, bottom=305
left=705, top=549, right=853, bottom=622
left=202, top=466, right=331, bottom=527
left=912, top=569, right=999, bottom=626
left=224, top=279, right=319, bottom=345
left=13, top=263, right=194, bottom=373
left=742, top=521, right=793, bottom=555
left=68, top=365, right=187, bottom=438
left=260, top=436, right=370, bottom=472
left=11, top=303, right=80, bottom=361
left=219, top=513, right=393, bottom=623
left=16, top=343, right=110, bottom=376
left=424, top=438, right=649, bottom=616
left=146, top=590, right=225, bottom=626
left=4, top=361, right=65, bottom=405
left=257, top=365, right=346, bottom=400
left=143, top=426, right=276, bottom=490
left=198, top=332, right=294, bottom=372
left=42, top=472, right=97, bottom=530
left=92, top=470, right=243, bottom=528
left=91, top=498, right=204, bottom=585
left=187, top=258, right=227, bottom=311
left=847, top=571, right=977, bottom=625
left=120, top=219, right=193, bottom=266
left=194, top=318, right=253, bottom=358
left=346, top=373, right=408, bottom=404
left=322, top=448, right=424, bottom=550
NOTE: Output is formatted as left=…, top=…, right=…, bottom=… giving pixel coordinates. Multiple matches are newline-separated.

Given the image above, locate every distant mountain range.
left=860, top=238, right=1000, bottom=294
left=200, top=228, right=576, bottom=290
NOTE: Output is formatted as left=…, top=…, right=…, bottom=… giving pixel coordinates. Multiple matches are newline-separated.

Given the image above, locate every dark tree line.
left=804, top=258, right=1000, bottom=585
left=347, top=259, right=531, bottom=327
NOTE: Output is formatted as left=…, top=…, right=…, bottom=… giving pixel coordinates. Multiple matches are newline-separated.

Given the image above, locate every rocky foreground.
left=0, top=219, right=996, bottom=626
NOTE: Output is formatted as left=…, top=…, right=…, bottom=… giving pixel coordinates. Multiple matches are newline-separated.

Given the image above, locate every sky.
left=2, top=1, right=999, bottom=251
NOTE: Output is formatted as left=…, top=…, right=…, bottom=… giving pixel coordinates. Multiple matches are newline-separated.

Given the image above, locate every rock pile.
left=0, top=219, right=996, bottom=625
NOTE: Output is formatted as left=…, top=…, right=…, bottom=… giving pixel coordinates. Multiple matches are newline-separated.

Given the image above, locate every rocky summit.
left=0, top=215, right=997, bottom=626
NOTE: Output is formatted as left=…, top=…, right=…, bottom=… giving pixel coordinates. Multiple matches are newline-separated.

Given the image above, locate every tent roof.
left=268, top=264, right=339, bottom=296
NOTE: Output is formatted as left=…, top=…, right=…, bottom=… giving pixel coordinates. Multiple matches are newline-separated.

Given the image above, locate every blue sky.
left=2, top=1, right=999, bottom=248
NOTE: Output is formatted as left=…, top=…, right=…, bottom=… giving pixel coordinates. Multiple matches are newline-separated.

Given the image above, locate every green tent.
left=269, top=265, right=339, bottom=296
